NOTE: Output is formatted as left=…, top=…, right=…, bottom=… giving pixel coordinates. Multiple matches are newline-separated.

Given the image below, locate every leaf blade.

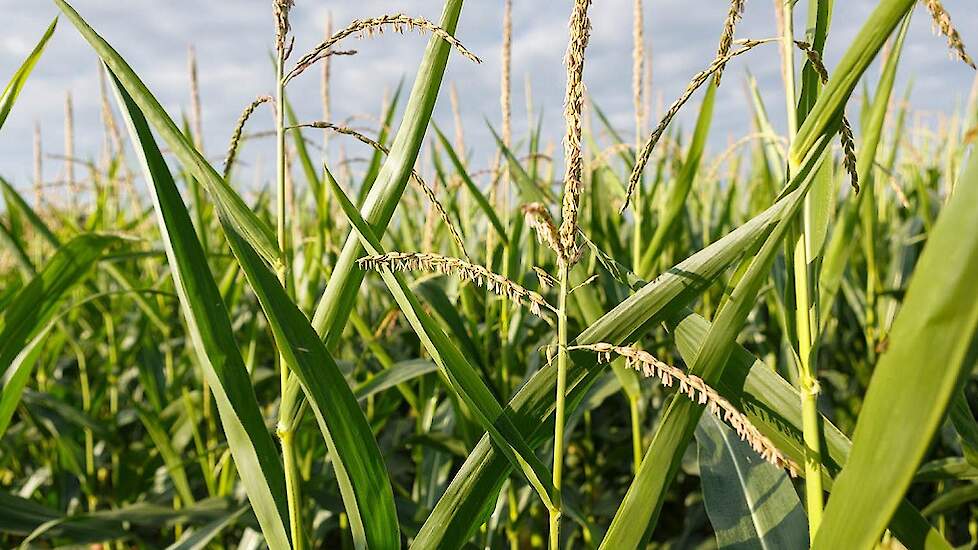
left=813, top=105, right=978, bottom=550
left=54, top=0, right=282, bottom=270
left=108, top=68, right=292, bottom=550
left=0, top=18, right=57, bottom=129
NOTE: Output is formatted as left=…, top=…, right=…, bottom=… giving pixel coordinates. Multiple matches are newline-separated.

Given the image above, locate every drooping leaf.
left=223, top=216, right=400, bottom=548
left=0, top=233, right=119, bottom=381
left=54, top=0, right=283, bottom=270
left=432, top=123, right=508, bottom=243
left=414, top=171, right=805, bottom=547
left=326, top=166, right=557, bottom=513
left=108, top=67, right=292, bottom=549
left=600, top=132, right=832, bottom=550
left=165, top=506, right=249, bottom=550
left=670, top=309, right=947, bottom=549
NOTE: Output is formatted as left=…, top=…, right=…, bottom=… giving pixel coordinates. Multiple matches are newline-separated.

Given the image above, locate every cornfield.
left=1, top=0, right=977, bottom=548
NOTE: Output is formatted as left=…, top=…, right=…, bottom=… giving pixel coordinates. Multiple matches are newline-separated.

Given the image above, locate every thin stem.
left=793, top=209, right=824, bottom=530
left=791, top=171, right=825, bottom=537
left=64, top=92, right=76, bottom=212
left=276, top=69, right=288, bottom=286
left=182, top=388, right=217, bottom=495
left=862, top=183, right=879, bottom=357
left=780, top=0, right=799, bottom=138
left=792, top=3, right=823, bottom=539
left=498, top=0, right=514, bottom=407
left=799, top=359, right=824, bottom=530
left=105, top=313, right=120, bottom=491
left=631, top=0, right=645, bottom=273
left=550, top=261, right=570, bottom=550
left=72, top=338, right=96, bottom=512
left=280, top=428, right=304, bottom=550
left=506, top=482, right=520, bottom=550
left=780, top=0, right=824, bottom=536
left=275, top=40, right=304, bottom=550
left=629, top=397, right=643, bottom=473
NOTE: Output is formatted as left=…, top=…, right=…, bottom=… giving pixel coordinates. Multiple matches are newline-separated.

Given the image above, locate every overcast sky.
left=1, top=1, right=976, bottom=193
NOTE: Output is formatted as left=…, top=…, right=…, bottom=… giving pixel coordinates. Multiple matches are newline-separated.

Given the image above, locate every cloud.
left=0, top=0, right=975, bottom=191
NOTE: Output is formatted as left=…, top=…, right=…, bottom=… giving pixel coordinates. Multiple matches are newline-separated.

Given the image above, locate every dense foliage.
left=1, top=0, right=977, bottom=548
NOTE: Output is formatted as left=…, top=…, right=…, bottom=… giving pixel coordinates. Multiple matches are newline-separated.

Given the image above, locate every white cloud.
left=0, top=0, right=975, bottom=190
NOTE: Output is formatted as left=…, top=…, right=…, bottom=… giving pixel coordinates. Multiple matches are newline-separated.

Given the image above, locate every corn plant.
left=1, top=0, right=977, bottom=548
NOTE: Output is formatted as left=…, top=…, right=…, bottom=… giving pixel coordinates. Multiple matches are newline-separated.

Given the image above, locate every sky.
left=1, top=0, right=976, bottom=194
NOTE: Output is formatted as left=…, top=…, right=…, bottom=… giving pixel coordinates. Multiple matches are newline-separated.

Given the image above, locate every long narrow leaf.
left=108, top=69, right=292, bottom=549
left=326, top=167, right=557, bottom=512
left=310, top=0, right=465, bottom=349
left=0, top=18, right=57, bottom=129
left=599, top=135, right=832, bottom=549
left=432, top=123, right=508, bottom=243
left=670, top=309, right=948, bottom=549
left=0, top=233, right=118, bottom=378
left=414, top=167, right=805, bottom=547
left=222, top=217, right=400, bottom=548
left=695, top=413, right=809, bottom=548
left=813, top=112, right=978, bottom=550
left=54, top=0, right=282, bottom=270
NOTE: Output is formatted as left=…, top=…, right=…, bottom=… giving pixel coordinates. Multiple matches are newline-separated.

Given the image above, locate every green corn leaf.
left=819, top=14, right=911, bottom=316
left=165, top=506, right=249, bottom=550
left=222, top=213, right=400, bottom=548
left=670, top=308, right=949, bottom=549
left=12, top=496, right=233, bottom=546
left=487, top=121, right=553, bottom=204
left=136, top=406, right=196, bottom=506
left=0, top=18, right=56, bottom=129
left=813, top=115, right=978, bottom=550
left=353, top=359, right=438, bottom=402
left=790, top=0, right=915, bottom=165
left=921, top=484, right=978, bottom=518
left=54, top=0, right=283, bottom=271
left=949, top=390, right=978, bottom=468
left=0, top=177, right=58, bottom=247
left=0, top=175, right=169, bottom=333
left=695, top=413, right=809, bottom=549
left=326, top=166, right=558, bottom=513
left=795, top=0, right=833, bottom=123
left=915, top=458, right=978, bottom=483
left=0, top=322, right=53, bottom=436
left=0, top=233, right=118, bottom=381
left=600, top=134, right=832, bottom=550
left=590, top=100, right=636, bottom=170
left=285, top=97, right=322, bottom=207
left=107, top=67, right=292, bottom=550
left=357, top=81, right=405, bottom=207
left=0, top=219, right=34, bottom=277
left=413, top=171, right=806, bottom=547
left=639, top=81, right=716, bottom=278
left=414, top=279, right=484, bottom=366
left=432, top=123, right=508, bottom=243
left=310, top=0, right=464, bottom=350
